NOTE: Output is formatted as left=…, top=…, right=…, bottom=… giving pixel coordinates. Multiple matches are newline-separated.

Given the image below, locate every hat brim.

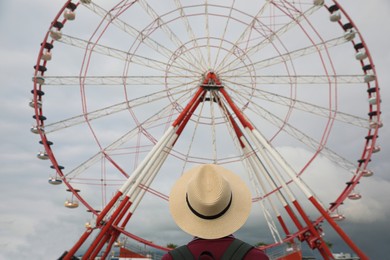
left=169, top=164, right=252, bottom=239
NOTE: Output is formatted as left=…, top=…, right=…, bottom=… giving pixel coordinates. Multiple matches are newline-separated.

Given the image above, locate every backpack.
left=168, top=238, right=253, bottom=260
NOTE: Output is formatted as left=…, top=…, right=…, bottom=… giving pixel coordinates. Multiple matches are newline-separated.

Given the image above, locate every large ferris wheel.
left=31, top=0, right=381, bottom=259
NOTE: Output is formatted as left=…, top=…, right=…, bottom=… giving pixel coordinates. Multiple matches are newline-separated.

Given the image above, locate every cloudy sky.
left=1, top=0, right=390, bottom=259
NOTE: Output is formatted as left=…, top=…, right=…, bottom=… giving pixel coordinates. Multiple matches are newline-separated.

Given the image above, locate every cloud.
left=343, top=178, right=390, bottom=224
left=0, top=214, right=87, bottom=259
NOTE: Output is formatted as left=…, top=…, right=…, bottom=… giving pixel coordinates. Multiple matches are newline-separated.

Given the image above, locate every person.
left=162, top=164, right=269, bottom=260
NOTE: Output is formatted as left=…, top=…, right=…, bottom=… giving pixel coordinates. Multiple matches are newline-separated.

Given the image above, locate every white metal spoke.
left=40, top=76, right=197, bottom=86
left=56, top=34, right=197, bottom=76
left=220, top=35, right=351, bottom=75
left=81, top=1, right=195, bottom=69
left=44, top=85, right=192, bottom=133
left=213, top=0, right=237, bottom=69
left=65, top=98, right=183, bottom=180
left=232, top=82, right=369, bottom=128
left=173, top=0, right=208, bottom=70
left=221, top=74, right=365, bottom=85
left=215, top=0, right=272, bottom=71
left=205, top=1, right=211, bottom=68
left=229, top=87, right=357, bottom=172
left=216, top=3, right=322, bottom=73
left=137, top=0, right=203, bottom=71
left=65, top=111, right=168, bottom=179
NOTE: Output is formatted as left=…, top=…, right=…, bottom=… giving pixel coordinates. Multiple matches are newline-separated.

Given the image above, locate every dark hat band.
left=185, top=193, right=233, bottom=220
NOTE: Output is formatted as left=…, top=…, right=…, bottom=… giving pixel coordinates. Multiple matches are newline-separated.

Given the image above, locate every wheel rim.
left=32, top=0, right=381, bottom=257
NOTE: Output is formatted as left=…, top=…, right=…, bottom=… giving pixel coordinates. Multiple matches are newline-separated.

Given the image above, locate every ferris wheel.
left=31, top=0, right=381, bottom=259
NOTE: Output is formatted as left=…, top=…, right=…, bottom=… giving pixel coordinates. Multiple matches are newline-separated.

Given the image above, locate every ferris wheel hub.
left=201, top=71, right=223, bottom=90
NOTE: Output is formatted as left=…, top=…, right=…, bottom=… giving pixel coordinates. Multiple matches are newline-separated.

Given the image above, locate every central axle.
left=201, top=71, right=223, bottom=90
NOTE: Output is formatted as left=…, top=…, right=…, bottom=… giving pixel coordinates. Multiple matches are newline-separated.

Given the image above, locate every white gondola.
left=344, top=30, right=356, bottom=41
left=37, top=151, right=49, bottom=160
left=331, top=213, right=346, bottom=221
left=367, top=145, right=381, bottom=153
left=368, top=112, right=381, bottom=127
left=64, top=10, right=76, bottom=20
left=29, top=100, right=42, bottom=109
left=361, top=169, right=374, bottom=177
left=348, top=192, right=362, bottom=200
left=65, top=200, right=79, bottom=208
left=313, top=0, right=324, bottom=6
left=30, top=125, right=44, bottom=134
left=372, top=146, right=381, bottom=153
left=330, top=11, right=341, bottom=22
left=32, top=76, right=45, bottom=85
left=369, top=120, right=383, bottom=129
left=65, top=189, right=80, bottom=208
left=41, top=51, right=52, bottom=61
left=364, top=74, right=376, bottom=83
left=48, top=177, right=63, bottom=185
left=368, top=96, right=378, bottom=105
left=355, top=50, right=368, bottom=60
left=50, top=30, right=62, bottom=41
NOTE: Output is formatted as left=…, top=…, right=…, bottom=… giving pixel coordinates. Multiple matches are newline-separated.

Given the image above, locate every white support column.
left=251, top=128, right=314, bottom=199
left=242, top=142, right=287, bottom=209
left=118, top=125, right=176, bottom=195
left=245, top=129, right=298, bottom=202
left=242, top=145, right=283, bottom=243
left=130, top=133, right=177, bottom=210
left=124, top=131, right=177, bottom=199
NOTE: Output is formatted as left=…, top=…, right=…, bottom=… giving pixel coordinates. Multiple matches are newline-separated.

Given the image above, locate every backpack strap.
left=221, top=239, right=253, bottom=260
left=168, top=245, right=195, bottom=260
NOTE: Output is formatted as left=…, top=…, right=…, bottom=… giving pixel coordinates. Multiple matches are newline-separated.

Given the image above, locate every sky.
left=1, top=0, right=390, bottom=259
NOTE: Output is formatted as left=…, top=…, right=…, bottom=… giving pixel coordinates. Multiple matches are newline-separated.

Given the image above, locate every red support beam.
left=89, top=231, right=112, bottom=259
left=292, top=200, right=333, bottom=259
left=220, top=88, right=254, bottom=130
left=309, top=196, right=369, bottom=260
left=173, top=87, right=204, bottom=127
left=64, top=85, right=206, bottom=259
left=63, top=71, right=368, bottom=260
left=277, top=215, right=291, bottom=237
left=97, top=191, right=123, bottom=224
left=82, top=197, right=131, bottom=259
left=63, top=229, right=93, bottom=260
left=175, top=90, right=206, bottom=136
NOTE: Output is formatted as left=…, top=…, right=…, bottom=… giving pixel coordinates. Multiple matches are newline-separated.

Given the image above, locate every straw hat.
left=169, top=164, right=252, bottom=239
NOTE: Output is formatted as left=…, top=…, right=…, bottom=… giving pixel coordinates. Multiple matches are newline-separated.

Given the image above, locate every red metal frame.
left=33, top=2, right=380, bottom=258
left=61, top=72, right=368, bottom=259
left=63, top=81, right=207, bottom=259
